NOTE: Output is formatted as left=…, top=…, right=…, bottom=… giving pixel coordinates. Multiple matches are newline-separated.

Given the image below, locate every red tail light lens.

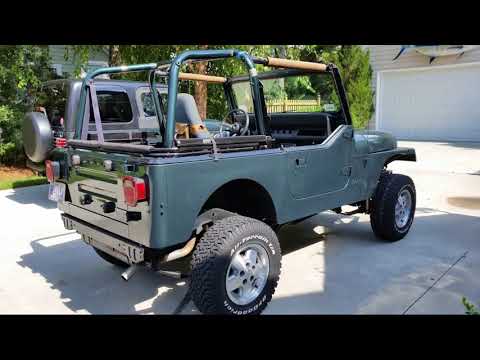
left=122, top=176, right=148, bottom=206
left=45, top=160, right=60, bottom=182
left=54, top=137, right=67, bottom=148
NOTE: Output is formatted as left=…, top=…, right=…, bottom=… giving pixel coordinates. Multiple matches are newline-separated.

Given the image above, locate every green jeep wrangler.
left=24, top=49, right=416, bottom=315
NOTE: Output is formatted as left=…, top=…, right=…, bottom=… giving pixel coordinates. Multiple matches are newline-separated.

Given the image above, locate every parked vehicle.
left=23, top=78, right=167, bottom=172
left=25, top=49, right=417, bottom=315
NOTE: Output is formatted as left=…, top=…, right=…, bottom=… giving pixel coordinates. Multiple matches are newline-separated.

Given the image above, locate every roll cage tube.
left=74, top=63, right=159, bottom=140
left=164, top=49, right=265, bottom=148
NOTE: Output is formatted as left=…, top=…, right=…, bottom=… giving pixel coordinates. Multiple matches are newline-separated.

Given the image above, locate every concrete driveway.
left=1, top=141, right=479, bottom=314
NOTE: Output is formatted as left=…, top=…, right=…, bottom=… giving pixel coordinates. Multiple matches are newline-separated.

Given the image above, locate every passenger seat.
left=175, top=93, right=210, bottom=139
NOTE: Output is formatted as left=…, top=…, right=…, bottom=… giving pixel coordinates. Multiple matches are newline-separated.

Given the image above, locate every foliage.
left=293, top=45, right=374, bottom=129
left=0, top=105, right=23, bottom=164
left=462, top=297, right=479, bottom=315
left=0, top=46, right=55, bottom=165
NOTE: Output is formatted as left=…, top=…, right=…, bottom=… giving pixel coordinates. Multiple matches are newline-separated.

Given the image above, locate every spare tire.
left=23, top=112, right=53, bottom=163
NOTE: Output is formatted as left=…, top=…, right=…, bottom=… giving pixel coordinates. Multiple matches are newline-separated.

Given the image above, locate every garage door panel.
left=378, top=65, right=480, bottom=141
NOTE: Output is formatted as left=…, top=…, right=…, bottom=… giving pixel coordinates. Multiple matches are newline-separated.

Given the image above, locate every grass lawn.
left=0, top=165, right=48, bottom=190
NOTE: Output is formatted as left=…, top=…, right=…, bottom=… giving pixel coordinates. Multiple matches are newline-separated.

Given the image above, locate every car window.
left=232, top=82, right=254, bottom=113
left=89, top=90, right=133, bottom=123
left=141, top=90, right=167, bottom=118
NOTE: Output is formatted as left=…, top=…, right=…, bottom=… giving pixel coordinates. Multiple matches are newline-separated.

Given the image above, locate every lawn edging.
left=0, top=176, right=48, bottom=191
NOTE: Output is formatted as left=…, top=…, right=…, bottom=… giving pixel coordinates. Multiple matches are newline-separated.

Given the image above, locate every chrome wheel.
left=225, top=242, right=270, bottom=306
left=395, top=188, right=412, bottom=228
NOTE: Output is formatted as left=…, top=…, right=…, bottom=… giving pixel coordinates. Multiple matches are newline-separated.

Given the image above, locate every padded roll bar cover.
left=23, top=111, right=53, bottom=163
left=266, top=57, right=328, bottom=72
left=178, top=72, right=227, bottom=83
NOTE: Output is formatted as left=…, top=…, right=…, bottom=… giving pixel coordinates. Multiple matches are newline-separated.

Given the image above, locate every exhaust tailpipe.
left=162, top=237, right=196, bottom=263
left=121, top=264, right=138, bottom=281
left=157, top=270, right=184, bottom=279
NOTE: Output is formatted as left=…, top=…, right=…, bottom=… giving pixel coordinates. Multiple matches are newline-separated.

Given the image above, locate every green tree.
left=462, top=297, right=479, bottom=315
left=0, top=45, right=54, bottom=164
left=293, top=45, right=374, bottom=129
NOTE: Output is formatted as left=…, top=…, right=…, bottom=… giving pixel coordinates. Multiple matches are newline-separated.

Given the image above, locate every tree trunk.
left=108, top=45, right=121, bottom=66
left=192, top=45, right=209, bottom=120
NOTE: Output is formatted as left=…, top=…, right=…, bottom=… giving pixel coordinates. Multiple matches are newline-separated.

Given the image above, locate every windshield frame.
left=227, top=68, right=352, bottom=126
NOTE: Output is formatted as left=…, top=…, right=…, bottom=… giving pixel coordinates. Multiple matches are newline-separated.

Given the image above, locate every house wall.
left=49, top=45, right=109, bottom=77
left=362, top=45, right=480, bottom=129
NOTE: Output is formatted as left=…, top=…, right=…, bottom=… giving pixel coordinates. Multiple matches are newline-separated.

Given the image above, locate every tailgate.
left=61, top=148, right=151, bottom=247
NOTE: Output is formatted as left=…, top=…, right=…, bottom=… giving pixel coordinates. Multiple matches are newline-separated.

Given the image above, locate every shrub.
left=462, top=297, right=479, bottom=315
left=0, top=45, right=54, bottom=165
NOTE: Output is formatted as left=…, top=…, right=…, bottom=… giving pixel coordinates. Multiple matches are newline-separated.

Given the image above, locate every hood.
left=356, top=130, right=397, bottom=153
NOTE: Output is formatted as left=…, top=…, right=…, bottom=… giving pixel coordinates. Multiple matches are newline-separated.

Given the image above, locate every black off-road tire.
left=190, top=215, right=281, bottom=315
left=370, top=172, right=416, bottom=241
left=93, top=247, right=129, bottom=268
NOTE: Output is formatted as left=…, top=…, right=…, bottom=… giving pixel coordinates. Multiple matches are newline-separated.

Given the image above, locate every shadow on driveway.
left=438, top=141, right=480, bottom=151
left=5, top=184, right=57, bottom=210
left=15, top=208, right=480, bottom=315
left=267, top=208, right=480, bottom=314
left=17, top=234, right=189, bottom=314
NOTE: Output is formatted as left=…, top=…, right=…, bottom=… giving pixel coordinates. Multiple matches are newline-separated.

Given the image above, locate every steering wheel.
left=218, top=108, right=250, bottom=137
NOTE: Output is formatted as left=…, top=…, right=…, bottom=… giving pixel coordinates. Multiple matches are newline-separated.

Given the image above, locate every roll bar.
left=164, top=49, right=264, bottom=147
left=74, top=50, right=342, bottom=148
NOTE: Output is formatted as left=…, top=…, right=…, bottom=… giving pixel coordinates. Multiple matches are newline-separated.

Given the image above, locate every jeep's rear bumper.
left=61, top=213, right=144, bottom=264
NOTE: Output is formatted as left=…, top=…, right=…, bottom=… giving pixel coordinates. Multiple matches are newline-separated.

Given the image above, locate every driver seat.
left=175, top=93, right=210, bottom=139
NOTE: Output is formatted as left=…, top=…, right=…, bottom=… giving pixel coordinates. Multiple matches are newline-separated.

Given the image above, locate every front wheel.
left=370, top=173, right=416, bottom=241
left=190, top=215, right=281, bottom=315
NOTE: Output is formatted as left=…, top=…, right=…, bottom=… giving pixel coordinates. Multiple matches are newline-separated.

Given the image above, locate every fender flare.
left=384, top=148, right=416, bottom=166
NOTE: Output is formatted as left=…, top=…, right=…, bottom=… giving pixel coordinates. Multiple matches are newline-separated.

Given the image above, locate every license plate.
left=48, top=182, right=66, bottom=202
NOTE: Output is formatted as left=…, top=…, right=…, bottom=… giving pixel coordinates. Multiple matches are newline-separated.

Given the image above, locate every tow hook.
left=121, top=264, right=138, bottom=281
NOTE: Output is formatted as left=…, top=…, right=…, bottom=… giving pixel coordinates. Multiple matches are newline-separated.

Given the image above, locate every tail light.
left=45, top=160, right=60, bottom=182
left=54, top=137, right=67, bottom=148
left=122, top=176, right=148, bottom=207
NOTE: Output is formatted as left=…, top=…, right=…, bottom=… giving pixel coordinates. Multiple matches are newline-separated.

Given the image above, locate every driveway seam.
left=402, top=251, right=469, bottom=314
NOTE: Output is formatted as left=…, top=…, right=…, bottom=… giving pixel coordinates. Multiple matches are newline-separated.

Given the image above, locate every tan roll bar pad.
left=178, top=72, right=227, bottom=83
left=265, top=57, right=328, bottom=72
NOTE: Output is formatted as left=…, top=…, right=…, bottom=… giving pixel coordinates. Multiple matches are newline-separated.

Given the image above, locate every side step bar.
left=62, top=213, right=144, bottom=265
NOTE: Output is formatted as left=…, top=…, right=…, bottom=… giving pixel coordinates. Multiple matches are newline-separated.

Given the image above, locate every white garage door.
left=376, top=63, right=480, bottom=141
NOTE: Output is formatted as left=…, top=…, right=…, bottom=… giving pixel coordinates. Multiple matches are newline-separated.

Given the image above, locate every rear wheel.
left=370, top=173, right=416, bottom=241
left=190, top=215, right=281, bottom=315
left=93, top=247, right=129, bottom=268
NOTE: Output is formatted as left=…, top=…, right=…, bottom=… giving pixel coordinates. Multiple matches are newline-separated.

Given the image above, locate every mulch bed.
left=0, top=165, right=35, bottom=181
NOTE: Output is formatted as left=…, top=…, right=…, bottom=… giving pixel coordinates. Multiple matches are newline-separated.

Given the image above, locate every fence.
left=266, top=98, right=321, bottom=113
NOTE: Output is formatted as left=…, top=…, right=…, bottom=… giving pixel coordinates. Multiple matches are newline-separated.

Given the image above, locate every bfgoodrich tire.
left=93, top=247, right=129, bottom=268
left=370, top=172, right=416, bottom=242
left=190, top=215, right=281, bottom=315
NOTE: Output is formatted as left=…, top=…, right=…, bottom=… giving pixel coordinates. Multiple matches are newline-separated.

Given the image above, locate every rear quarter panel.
left=147, top=149, right=289, bottom=249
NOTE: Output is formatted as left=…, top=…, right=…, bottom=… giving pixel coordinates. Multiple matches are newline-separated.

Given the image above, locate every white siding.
left=362, top=45, right=480, bottom=129
left=48, top=45, right=109, bottom=77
